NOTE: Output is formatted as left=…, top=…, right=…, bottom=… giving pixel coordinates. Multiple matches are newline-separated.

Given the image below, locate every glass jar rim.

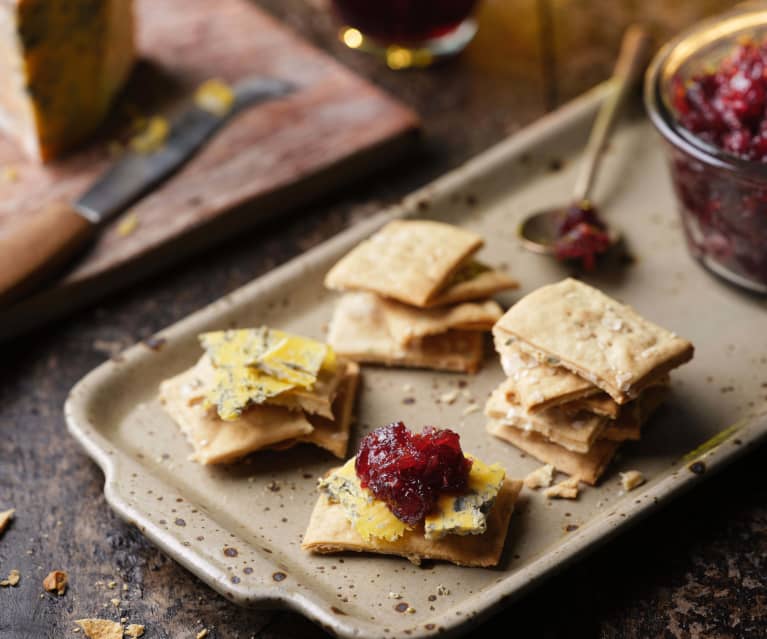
left=644, top=6, right=767, bottom=179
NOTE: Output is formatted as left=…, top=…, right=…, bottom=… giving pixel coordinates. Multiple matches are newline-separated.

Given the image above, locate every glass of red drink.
left=332, top=0, right=481, bottom=68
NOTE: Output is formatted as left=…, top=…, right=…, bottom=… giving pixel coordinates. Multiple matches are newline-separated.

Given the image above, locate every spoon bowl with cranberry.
left=518, top=25, right=651, bottom=269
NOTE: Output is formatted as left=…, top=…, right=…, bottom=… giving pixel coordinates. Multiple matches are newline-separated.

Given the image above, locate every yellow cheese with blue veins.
left=424, top=456, right=505, bottom=540
left=204, top=363, right=294, bottom=422
left=200, top=327, right=333, bottom=388
left=259, top=331, right=335, bottom=388
left=318, top=459, right=410, bottom=542
left=319, top=455, right=505, bottom=543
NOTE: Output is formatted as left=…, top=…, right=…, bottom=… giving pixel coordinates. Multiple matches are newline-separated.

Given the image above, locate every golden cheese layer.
left=318, top=455, right=506, bottom=542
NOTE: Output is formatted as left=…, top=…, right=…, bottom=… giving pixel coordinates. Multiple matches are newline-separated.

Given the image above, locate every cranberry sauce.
left=667, top=39, right=767, bottom=289
left=331, top=0, right=479, bottom=43
left=355, top=422, right=472, bottom=525
left=554, top=203, right=611, bottom=270
left=672, top=40, right=767, bottom=161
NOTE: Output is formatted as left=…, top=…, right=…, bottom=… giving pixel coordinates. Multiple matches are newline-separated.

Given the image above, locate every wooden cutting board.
left=0, top=0, right=419, bottom=339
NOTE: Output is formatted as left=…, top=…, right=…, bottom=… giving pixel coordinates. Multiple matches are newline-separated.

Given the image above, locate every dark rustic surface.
left=0, top=0, right=418, bottom=336
left=2, top=1, right=765, bottom=638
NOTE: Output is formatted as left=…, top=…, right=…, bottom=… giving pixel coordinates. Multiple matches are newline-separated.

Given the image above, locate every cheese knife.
left=0, top=76, right=294, bottom=306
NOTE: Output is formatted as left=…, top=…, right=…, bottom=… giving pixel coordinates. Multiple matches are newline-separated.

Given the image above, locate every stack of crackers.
left=324, top=219, right=517, bottom=373
left=485, top=279, right=694, bottom=485
left=159, top=327, right=359, bottom=464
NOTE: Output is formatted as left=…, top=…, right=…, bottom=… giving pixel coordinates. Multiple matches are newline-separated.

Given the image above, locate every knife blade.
left=0, top=76, right=294, bottom=305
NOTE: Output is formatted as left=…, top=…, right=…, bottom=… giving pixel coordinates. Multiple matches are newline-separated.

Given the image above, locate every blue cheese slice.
left=319, top=455, right=505, bottom=543
left=200, top=328, right=333, bottom=389
left=205, top=363, right=294, bottom=422
left=318, top=459, right=409, bottom=543
left=424, top=456, right=505, bottom=540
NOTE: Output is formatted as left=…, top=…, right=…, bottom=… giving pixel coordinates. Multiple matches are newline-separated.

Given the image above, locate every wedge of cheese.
left=318, top=455, right=506, bottom=543
left=0, top=0, right=135, bottom=161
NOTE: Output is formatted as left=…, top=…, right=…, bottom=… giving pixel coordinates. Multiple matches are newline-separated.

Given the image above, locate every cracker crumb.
left=125, top=624, right=145, bottom=638
left=1, top=569, right=21, bottom=586
left=122, top=583, right=129, bottom=592
left=436, top=584, right=450, bottom=596
left=439, top=390, right=458, bottom=404
left=620, top=470, right=645, bottom=491
left=116, top=213, right=139, bottom=237
left=75, top=619, right=123, bottom=639
left=524, top=464, right=555, bottom=490
left=196, top=630, right=209, bottom=639
left=107, top=580, right=117, bottom=589
left=110, top=598, right=121, bottom=607
left=387, top=592, right=402, bottom=599
left=544, top=476, right=580, bottom=500
left=462, top=403, right=480, bottom=416
left=42, top=570, right=68, bottom=595
left=0, top=508, right=14, bottom=535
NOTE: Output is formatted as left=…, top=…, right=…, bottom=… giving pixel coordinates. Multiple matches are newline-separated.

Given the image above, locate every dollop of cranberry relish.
left=673, top=39, right=767, bottom=161
left=355, top=422, right=472, bottom=525
left=554, top=202, right=612, bottom=270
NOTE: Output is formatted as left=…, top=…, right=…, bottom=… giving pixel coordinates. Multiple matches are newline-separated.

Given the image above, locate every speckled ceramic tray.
left=65, top=82, right=767, bottom=639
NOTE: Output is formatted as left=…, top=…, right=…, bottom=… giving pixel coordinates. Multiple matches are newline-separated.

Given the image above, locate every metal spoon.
left=518, top=25, right=652, bottom=255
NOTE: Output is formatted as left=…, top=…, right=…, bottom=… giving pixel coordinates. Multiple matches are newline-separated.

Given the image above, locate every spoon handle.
left=572, top=25, right=652, bottom=204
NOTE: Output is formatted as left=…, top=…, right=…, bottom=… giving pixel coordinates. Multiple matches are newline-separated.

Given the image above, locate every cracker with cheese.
left=425, top=260, right=519, bottom=307
left=327, top=292, right=485, bottom=373
left=493, top=337, right=601, bottom=412
left=485, top=382, right=608, bottom=454
left=303, top=477, right=522, bottom=567
left=486, top=418, right=619, bottom=485
left=324, top=220, right=517, bottom=374
left=381, top=297, right=503, bottom=346
left=601, top=382, right=669, bottom=442
left=303, top=423, right=523, bottom=567
left=159, top=328, right=359, bottom=463
left=486, top=280, right=690, bottom=485
left=493, top=278, right=694, bottom=403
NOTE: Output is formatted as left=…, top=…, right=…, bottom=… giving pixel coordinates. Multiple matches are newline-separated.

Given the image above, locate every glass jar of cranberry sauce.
left=645, top=8, right=767, bottom=293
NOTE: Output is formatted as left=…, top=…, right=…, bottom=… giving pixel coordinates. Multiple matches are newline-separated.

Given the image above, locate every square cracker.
left=267, top=363, right=346, bottom=419
left=426, top=261, right=518, bottom=307
left=324, top=220, right=483, bottom=307
left=159, top=361, right=359, bottom=464
left=302, top=478, right=523, bottom=567
left=561, top=393, right=621, bottom=420
left=494, top=278, right=694, bottom=403
left=485, top=382, right=607, bottom=454
left=382, top=297, right=502, bottom=347
left=274, top=362, right=360, bottom=458
left=486, top=418, right=620, bottom=485
left=328, top=292, right=485, bottom=373
left=601, top=382, right=669, bottom=442
left=493, top=336, right=600, bottom=412
left=160, top=365, right=315, bottom=464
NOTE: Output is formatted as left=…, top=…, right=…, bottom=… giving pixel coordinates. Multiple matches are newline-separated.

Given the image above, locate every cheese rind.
left=0, top=0, right=135, bottom=162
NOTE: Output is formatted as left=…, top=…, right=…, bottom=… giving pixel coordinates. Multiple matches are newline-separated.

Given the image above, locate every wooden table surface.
left=2, top=1, right=765, bottom=638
